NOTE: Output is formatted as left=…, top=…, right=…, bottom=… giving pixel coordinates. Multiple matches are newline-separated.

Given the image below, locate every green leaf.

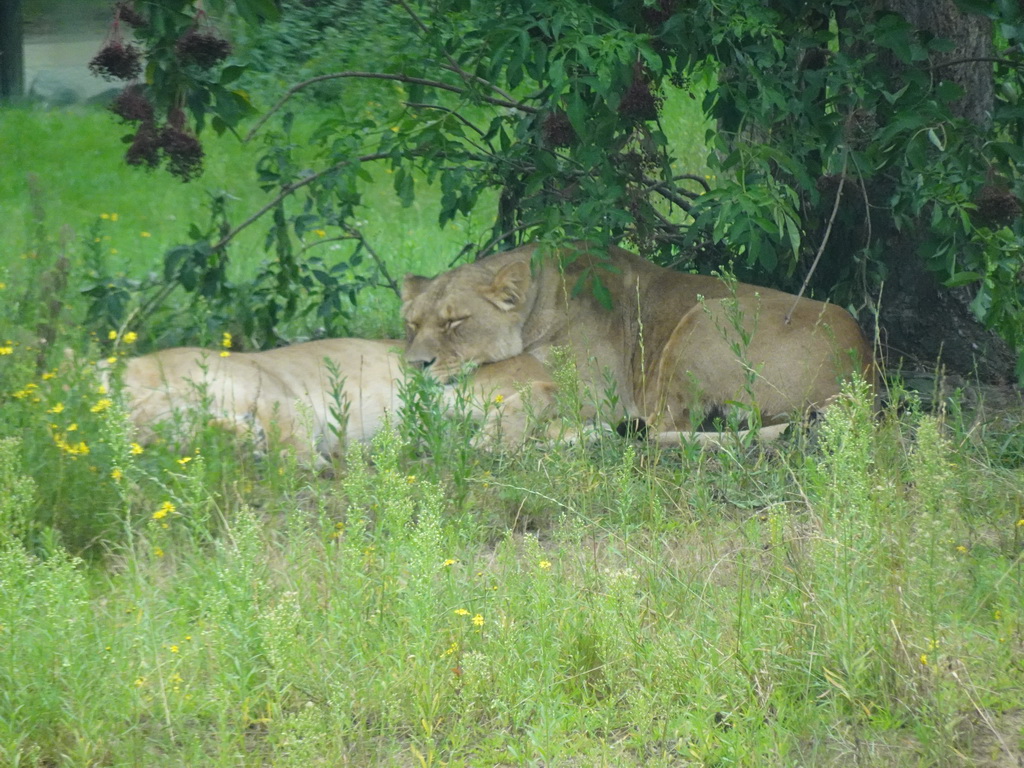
left=945, top=271, right=983, bottom=287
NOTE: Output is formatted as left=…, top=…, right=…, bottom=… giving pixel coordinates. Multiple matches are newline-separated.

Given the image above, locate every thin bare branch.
left=213, top=152, right=391, bottom=252
left=474, top=220, right=544, bottom=262
left=404, top=102, right=489, bottom=139
left=246, top=71, right=531, bottom=142
left=785, top=148, right=849, bottom=324
left=342, top=225, right=401, bottom=298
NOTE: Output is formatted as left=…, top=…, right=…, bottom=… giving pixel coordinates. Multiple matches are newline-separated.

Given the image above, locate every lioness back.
left=120, top=339, right=404, bottom=457
left=119, top=339, right=560, bottom=459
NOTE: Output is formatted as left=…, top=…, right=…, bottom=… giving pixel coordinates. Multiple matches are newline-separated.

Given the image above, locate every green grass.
left=2, top=104, right=1023, bottom=767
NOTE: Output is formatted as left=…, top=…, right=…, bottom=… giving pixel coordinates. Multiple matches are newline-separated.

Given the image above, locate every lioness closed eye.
left=114, top=338, right=558, bottom=460
left=402, top=241, right=876, bottom=442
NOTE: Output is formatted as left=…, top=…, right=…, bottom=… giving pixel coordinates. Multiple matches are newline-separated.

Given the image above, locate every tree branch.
left=785, top=149, right=849, bottom=325
left=926, top=56, right=1023, bottom=71
left=245, top=71, right=534, bottom=142
left=341, top=225, right=401, bottom=298
left=213, top=152, right=391, bottom=252
left=395, top=0, right=525, bottom=108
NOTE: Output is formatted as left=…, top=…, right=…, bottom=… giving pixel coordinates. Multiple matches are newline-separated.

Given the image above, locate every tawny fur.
left=402, top=241, right=875, bottom=441
left=116, top=339, right=557, bottom=460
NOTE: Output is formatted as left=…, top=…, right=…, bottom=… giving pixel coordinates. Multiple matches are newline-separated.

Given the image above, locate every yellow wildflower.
left=493, top=394, right=504, bottom=405
left=41, top=370, right=56, bottom=380
left=919, top=654, right=928, bottom=666
left=12, top=383, right=38, bottom=399
left=177, top=456, right=192, bottom=466
left=130, top=442, right=144, bottom=455
left=442, top=558, right=456, bottom=567
left=47, top=403, right=65, bottom=414
left=140, top=231, right=151, bottom=238
left=123, top=331, right=138, bottom=344
left=90, top=398, right=113, bottom=414
left=539, top=560, right=552, bottom=569
left=472, top=614, right=484, bottom=627
left=221, top=332, right=232, bottom=349
left=153, top=547, right=164, bottom=558
left=153, top=501, right=176, bottom=520
left=313, top=228, right=327, bottom=237
left=107, top=356, right=117, bottom=364
left=111, top=468, right=123, bottom=480
left=108, top=330, right=118, bottom=340
left=0, top=346, right=12, bottom=356
left=453, top=608, right=470, bottom=616
left=169, top=645, right=179, bottom=654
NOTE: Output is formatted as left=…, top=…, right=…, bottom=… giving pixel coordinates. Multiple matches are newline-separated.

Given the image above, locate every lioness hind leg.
left=647, top=295, right=873, bottom=438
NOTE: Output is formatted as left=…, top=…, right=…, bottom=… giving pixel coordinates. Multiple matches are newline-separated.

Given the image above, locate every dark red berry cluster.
left=972, top=185, right=1023, bottom=229
left=89, top=41, right=143, bottom=81
left=175, top=28, right=232, bottom=69
left=123, top=121, right=205, bottom=181
left=160, top=126, right=205, bottom=181
left=639, top=0, right=677, bottom=28
left=114, top=1, right=148, bottom=28
left=110, top=84, right=154, bottom=123
left=125, top=122, right=161, bottom=169
left=618, top=65, right=662, bottom=123
left=542, top=111, right=576, bottom=148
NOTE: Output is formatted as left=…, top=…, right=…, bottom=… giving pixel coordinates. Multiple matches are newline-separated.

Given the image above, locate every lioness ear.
left=402, top=274, right=432, bottom=304
left=482, top=261, right=531, bottom=311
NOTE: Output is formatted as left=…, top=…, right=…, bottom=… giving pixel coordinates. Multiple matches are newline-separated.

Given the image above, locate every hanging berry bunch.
left=113, top=1, right=148, bottom=30
left=618, top=63, right=663, bottom=123
left=88, top=1, right=148, bottom=80
left=541, top=110, right=576, bottom=149
left=109, top=85, right=205, bottom=180
left=93, top=2, right=233, bottom=181
left=175, top=25, right=232, bottom=69
left=88, top=40, right=143, bottom=81
left=109, top=84, right=154, bottom=124
left=159, top=109, right=205, bottom=181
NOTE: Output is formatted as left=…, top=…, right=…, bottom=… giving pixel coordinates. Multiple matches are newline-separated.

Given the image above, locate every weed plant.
left=2, top=106, right=1023, bottom=766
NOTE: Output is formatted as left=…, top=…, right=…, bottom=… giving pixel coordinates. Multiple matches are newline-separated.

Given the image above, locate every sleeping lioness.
left=116, top=338, right=556, bottom=460
left=402, top=241, right=876, bottom=443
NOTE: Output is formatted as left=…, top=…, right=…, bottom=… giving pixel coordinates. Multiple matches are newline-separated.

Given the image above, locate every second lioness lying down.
left=117, top=338, right=556, bottom=460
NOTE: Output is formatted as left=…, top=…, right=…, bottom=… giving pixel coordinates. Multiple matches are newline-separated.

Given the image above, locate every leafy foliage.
left=97, top=0, right=1024, bottom=373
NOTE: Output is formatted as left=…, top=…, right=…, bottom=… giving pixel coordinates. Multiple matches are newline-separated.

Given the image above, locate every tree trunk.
left=0, top=0, right=24, bottom=100
left=863, top=0, right=1015, bottom=383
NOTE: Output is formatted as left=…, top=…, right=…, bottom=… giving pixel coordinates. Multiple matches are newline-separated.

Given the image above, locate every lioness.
left=117, top=338, right=556, bottom=460
left=402, top=241, right=875, bottom=442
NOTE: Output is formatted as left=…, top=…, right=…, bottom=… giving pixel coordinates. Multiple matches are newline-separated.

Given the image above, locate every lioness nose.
left=412, top=357, right=436, bottom=370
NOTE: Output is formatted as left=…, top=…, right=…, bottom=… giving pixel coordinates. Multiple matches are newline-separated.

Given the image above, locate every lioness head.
left=402, top=259, right=532, bottom=382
